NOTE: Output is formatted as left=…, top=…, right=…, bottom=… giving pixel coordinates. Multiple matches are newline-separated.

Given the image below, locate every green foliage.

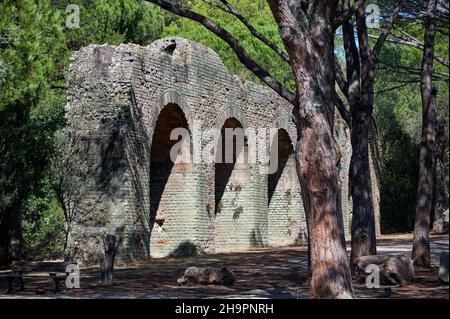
left=1, top=1, right=68, bottom=261
left=376, top=90, right=421, bottom=233
left=1, top=0, right=166, bottom=260
left=228, top=183, right=242, bottom=192
left=22, top=193, right=65, bottom=260
left=0, top=90, right=66, bottom=213
left=93, top=208, right=109, bottom=227
left=0, top=0, right=67, bottom=217
left=334, top=3, right=449, bottom=233
left=51, top=0, right=165, bottom=48
left=0, top=0, right=448, bottom=259
left=0, top=89, right=66, bottom=260
left=232, top=206, right=243, bottom=220
left=374, top=23, right=449, bottom=233
left=163, top=0, right=294, bottom=90
left=0, top=0, right=68, bottom=113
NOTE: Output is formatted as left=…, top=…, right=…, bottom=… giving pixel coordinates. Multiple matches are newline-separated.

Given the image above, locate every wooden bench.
left=0, top=261, right=71, bottom=294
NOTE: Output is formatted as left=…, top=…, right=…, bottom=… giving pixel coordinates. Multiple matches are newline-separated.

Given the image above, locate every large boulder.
left=439, top=252, right=449, bottom=283
left=352, top=255, right=414, bottom=286
left=177, top=266, right=236, bottom=286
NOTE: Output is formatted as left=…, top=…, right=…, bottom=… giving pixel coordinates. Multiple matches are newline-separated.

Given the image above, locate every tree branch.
left=377, top=61, right=449, bottom=78
left=375, top=80, right=417, bottom=93
left=203, top=0, right=290, bottom=63
left=341, top=0, right=361, bottom=100
left=335, top=92, right=352, bottom=127
left=355, top=4, right=371, bottom=70
left=371, top=0, right=403, bottom=60
left=437, top=0, right=449, bottom=16
left=334, top=56, right=349, bottom=98
left=368, top=34, right=449, bottom=68
left=147, top=0, right=297, bottom=106
left=334, top=0, right=366, bottom=29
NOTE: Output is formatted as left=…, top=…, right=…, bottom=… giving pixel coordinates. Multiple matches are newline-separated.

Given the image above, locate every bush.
left=22, top=194, right=65, bottom=260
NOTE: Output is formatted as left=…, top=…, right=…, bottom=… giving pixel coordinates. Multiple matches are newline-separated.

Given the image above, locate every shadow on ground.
left=0, top=234, right=448, bottom=299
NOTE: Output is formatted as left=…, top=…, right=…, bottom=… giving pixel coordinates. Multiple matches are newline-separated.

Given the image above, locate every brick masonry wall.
left=66, top=37, right=381, bottom=264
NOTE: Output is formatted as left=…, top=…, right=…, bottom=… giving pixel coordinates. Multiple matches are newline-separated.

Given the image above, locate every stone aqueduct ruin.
left=66, top=38, right=380, bottom=263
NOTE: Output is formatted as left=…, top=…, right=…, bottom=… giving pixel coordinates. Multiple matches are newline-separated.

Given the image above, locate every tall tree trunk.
left=63, top=224, right=71, bottom=261
left=432, top=155, right=445, bottom=233
left=295, top=113, right=353, bottom=298
left=432, top=121, right=446, bottom=233
left=268, top=0, right=354, bottom=298
left=339, top=0, right=403, bottom=263
left=146, top=0, right=355, bottom=298
left=101, top=235, right=117, bottom=286
left=7, top=202, right=24, bottom=261
left=412, top=0, right=438, bottom=268
left=413, top=89, right=437, bottom=267
left=339, top=1, right=378, bottom=264
left=349, top=108, right=377, bottom=263
left=0, top=217, right=10, bottom=266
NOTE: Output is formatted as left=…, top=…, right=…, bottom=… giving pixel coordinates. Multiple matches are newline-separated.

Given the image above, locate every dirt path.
left=0, top=233, right=447, bottom=299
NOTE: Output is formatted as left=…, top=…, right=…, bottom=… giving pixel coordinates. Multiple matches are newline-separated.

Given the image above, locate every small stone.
left=177, top=266, right=236, bottom=286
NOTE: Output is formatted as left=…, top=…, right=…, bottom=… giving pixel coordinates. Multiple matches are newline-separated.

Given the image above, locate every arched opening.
left=268, top=129, right=305, bottom=245
left=214, top=118, right=252, bottom=249
left=268, top=130, right=293, bottom=205
left=149, top=103, right=196, bottom=257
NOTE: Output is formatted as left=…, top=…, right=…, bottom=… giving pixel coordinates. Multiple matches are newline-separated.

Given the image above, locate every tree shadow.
left=169, top=241, right=197, bottom=257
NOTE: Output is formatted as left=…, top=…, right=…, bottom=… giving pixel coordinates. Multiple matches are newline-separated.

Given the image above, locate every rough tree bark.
left=412, top=0, right=438, bottom=268
left=432, top=121, right=446, bottom=233
left=101, top=234, right=117, bottom=286
left=349, top=107, right=377, bottom=263
left=146, top=0, right=354, bottom=298
left=265, top=0, right=354, bottom=299
left=413, top=89, right=437, bottom=267
left=337, top=0, right=403, bottom=264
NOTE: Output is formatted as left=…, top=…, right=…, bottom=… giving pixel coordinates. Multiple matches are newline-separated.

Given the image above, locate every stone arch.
left=218, top=106, right=248, bottom=133
left=65, top=38, right=370, bottom=264
left=267, top=128, right=305, bottom=246
left=149, top=102, right=197, bottom=257
left=214, top=117, right=253, bottom=250
left=147, top=90, right=193, bottom=137
left=275, top=115, right=289, bottom=133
